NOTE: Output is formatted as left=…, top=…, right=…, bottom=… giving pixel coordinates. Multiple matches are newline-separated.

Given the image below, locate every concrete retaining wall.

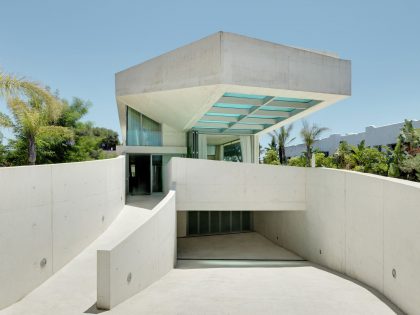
left=0, top=157, right=125, bottom=310
left=166, top=158, right=306, bottom=211
left=97, top=191, right=176, bottom=310
left=254, top=168, right=420, bottom=315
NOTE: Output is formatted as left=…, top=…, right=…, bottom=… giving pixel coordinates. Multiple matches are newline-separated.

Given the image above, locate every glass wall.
left=223, top=141, right=242, bottom=162
left=187, top=211, right=252, bottom=235
left=126, top=106, right=162, bottom=146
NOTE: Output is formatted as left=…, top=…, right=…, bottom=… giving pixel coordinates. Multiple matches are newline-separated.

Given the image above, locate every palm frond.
left=7, top=97, right=41, bottom=136
left=0, top=71, right=49, bottom=99
left=0, top=112, right=13, bottom=128
left=0, top=71, right=63, bottom=122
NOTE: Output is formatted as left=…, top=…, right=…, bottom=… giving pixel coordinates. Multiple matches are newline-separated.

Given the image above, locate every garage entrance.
left=187, top=211, right=252, bottom=236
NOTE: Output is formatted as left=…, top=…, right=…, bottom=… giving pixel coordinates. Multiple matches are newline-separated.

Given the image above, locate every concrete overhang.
left=116, top=32, right=351, bottom=141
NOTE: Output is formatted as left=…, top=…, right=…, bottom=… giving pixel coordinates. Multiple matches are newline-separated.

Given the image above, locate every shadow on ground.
left=84, top=303, right=107, bottom=314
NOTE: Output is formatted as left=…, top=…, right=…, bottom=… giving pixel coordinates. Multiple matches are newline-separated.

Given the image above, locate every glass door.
left=128, top=154, right=151, bottom=195
left=151, top=155, right=163, bottom=193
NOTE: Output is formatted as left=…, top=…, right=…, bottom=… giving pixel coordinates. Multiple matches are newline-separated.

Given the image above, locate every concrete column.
left=252, top=135, right=260, bottom=164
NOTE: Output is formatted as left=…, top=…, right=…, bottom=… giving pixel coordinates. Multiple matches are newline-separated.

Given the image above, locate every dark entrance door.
left=128, top=155, right=151, bottom=195
left=152, top=155, right=163, bottom=192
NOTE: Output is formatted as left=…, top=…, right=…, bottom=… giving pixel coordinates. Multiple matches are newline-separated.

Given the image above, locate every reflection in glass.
left=126, top=106, right=162, bottom=146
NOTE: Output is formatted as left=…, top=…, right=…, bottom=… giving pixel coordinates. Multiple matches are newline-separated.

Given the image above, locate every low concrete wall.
left=254, top=168, right=420, bottom=315
left=0, top=157, right=125, bottom=310
left=97, top=191, right=176, bottom=310
left=167, top=158, right=306, bottom=211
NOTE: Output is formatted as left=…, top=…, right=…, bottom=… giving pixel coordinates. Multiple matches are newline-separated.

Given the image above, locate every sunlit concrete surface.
left=103, top=264, right=401, bottom=315
left=1, top=231, right=402, bottom=315
left=0, top=201, right=155, bottom=315
left=178, top=232, right=302, bottom=260
left=126, top=193, right=165, bottom=209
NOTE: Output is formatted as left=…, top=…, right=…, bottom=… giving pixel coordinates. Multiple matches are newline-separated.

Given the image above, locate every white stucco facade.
left=286, top=119, right=420, bottom=157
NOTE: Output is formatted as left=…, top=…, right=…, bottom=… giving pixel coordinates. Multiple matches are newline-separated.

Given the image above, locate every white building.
left=285, top=119, right=420, bottom=158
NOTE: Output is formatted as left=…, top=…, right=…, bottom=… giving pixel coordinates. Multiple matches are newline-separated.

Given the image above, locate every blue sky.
left=1, top=0, right=419, bottom=147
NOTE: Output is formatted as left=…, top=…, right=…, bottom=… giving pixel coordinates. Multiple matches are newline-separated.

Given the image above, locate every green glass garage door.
left=187, top=211, right=252, bottom=236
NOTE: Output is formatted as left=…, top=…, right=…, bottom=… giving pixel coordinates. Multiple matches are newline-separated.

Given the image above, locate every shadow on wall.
left=253, top=167, right=420, bottom=315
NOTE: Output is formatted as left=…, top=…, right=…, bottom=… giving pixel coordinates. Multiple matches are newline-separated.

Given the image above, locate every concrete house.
left=2, top=32, right=420, bottom=315
left=116, top=31, right=351, bottom=235
left=116, top=32, right=350, bottom=175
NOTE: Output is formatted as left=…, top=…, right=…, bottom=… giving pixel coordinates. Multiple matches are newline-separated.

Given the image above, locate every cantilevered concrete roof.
left=116, top=32, right=351, bottom=140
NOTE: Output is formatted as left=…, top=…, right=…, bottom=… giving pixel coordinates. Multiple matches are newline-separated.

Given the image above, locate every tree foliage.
left=263, top=148, right=280, bottom=165
left=0, top=70, right=120, bottom=166
left=277, top=119, right=420, bottom=183
left=0, top=71, right=70, bottom=164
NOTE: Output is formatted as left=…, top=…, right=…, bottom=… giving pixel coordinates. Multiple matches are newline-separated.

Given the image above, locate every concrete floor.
left=126, top=193, right=165, bottom=209
left=178, top=232, right=302, bottom=260
left=107, top=264, right=400, bottom=315
left=0, top=214, right=402, bottom=315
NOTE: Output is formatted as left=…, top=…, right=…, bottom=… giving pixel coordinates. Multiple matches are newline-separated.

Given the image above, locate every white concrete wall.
left=254, top=168, right=420, bottom=315
left=97, top=191, right=176, bottom=310
left=222, top=32, right=351, bottom=96
left=116, top=32, right=350, bottom=97
left=167, top=158, right=306, bottom=211
left=162, top=124, right=186, bottom=147
left=0, top=157, right=125, bottom=310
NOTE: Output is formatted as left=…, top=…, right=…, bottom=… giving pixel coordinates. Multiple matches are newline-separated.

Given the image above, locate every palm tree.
left=0, top=70, right=69, bottom=165
left=270, top=125, right=295, bottom=165
left=335, top=140, right=353, bottom=169
left=0, top=95, right=70, bottom=165
left=300, top=120, right=329, bottom=167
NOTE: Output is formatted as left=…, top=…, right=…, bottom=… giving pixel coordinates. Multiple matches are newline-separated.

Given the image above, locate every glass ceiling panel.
left=223, top=92, right=267, bottom=100
left=214, top=103, right=254, bottom=109
left=248, top=114, right=284, bottom=119
left=199, top=120, right=230, bottom=124
left=206, top=113, right=241, bottom=117
left=193, top=126, right=223, bottom=129
left=237, top=121, right=268, bottom=125
left=260, top=105, right=295, bottom=112
left=193, top=92, right=321, bottom=134
left=273, top=96, right=312, bottom=103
